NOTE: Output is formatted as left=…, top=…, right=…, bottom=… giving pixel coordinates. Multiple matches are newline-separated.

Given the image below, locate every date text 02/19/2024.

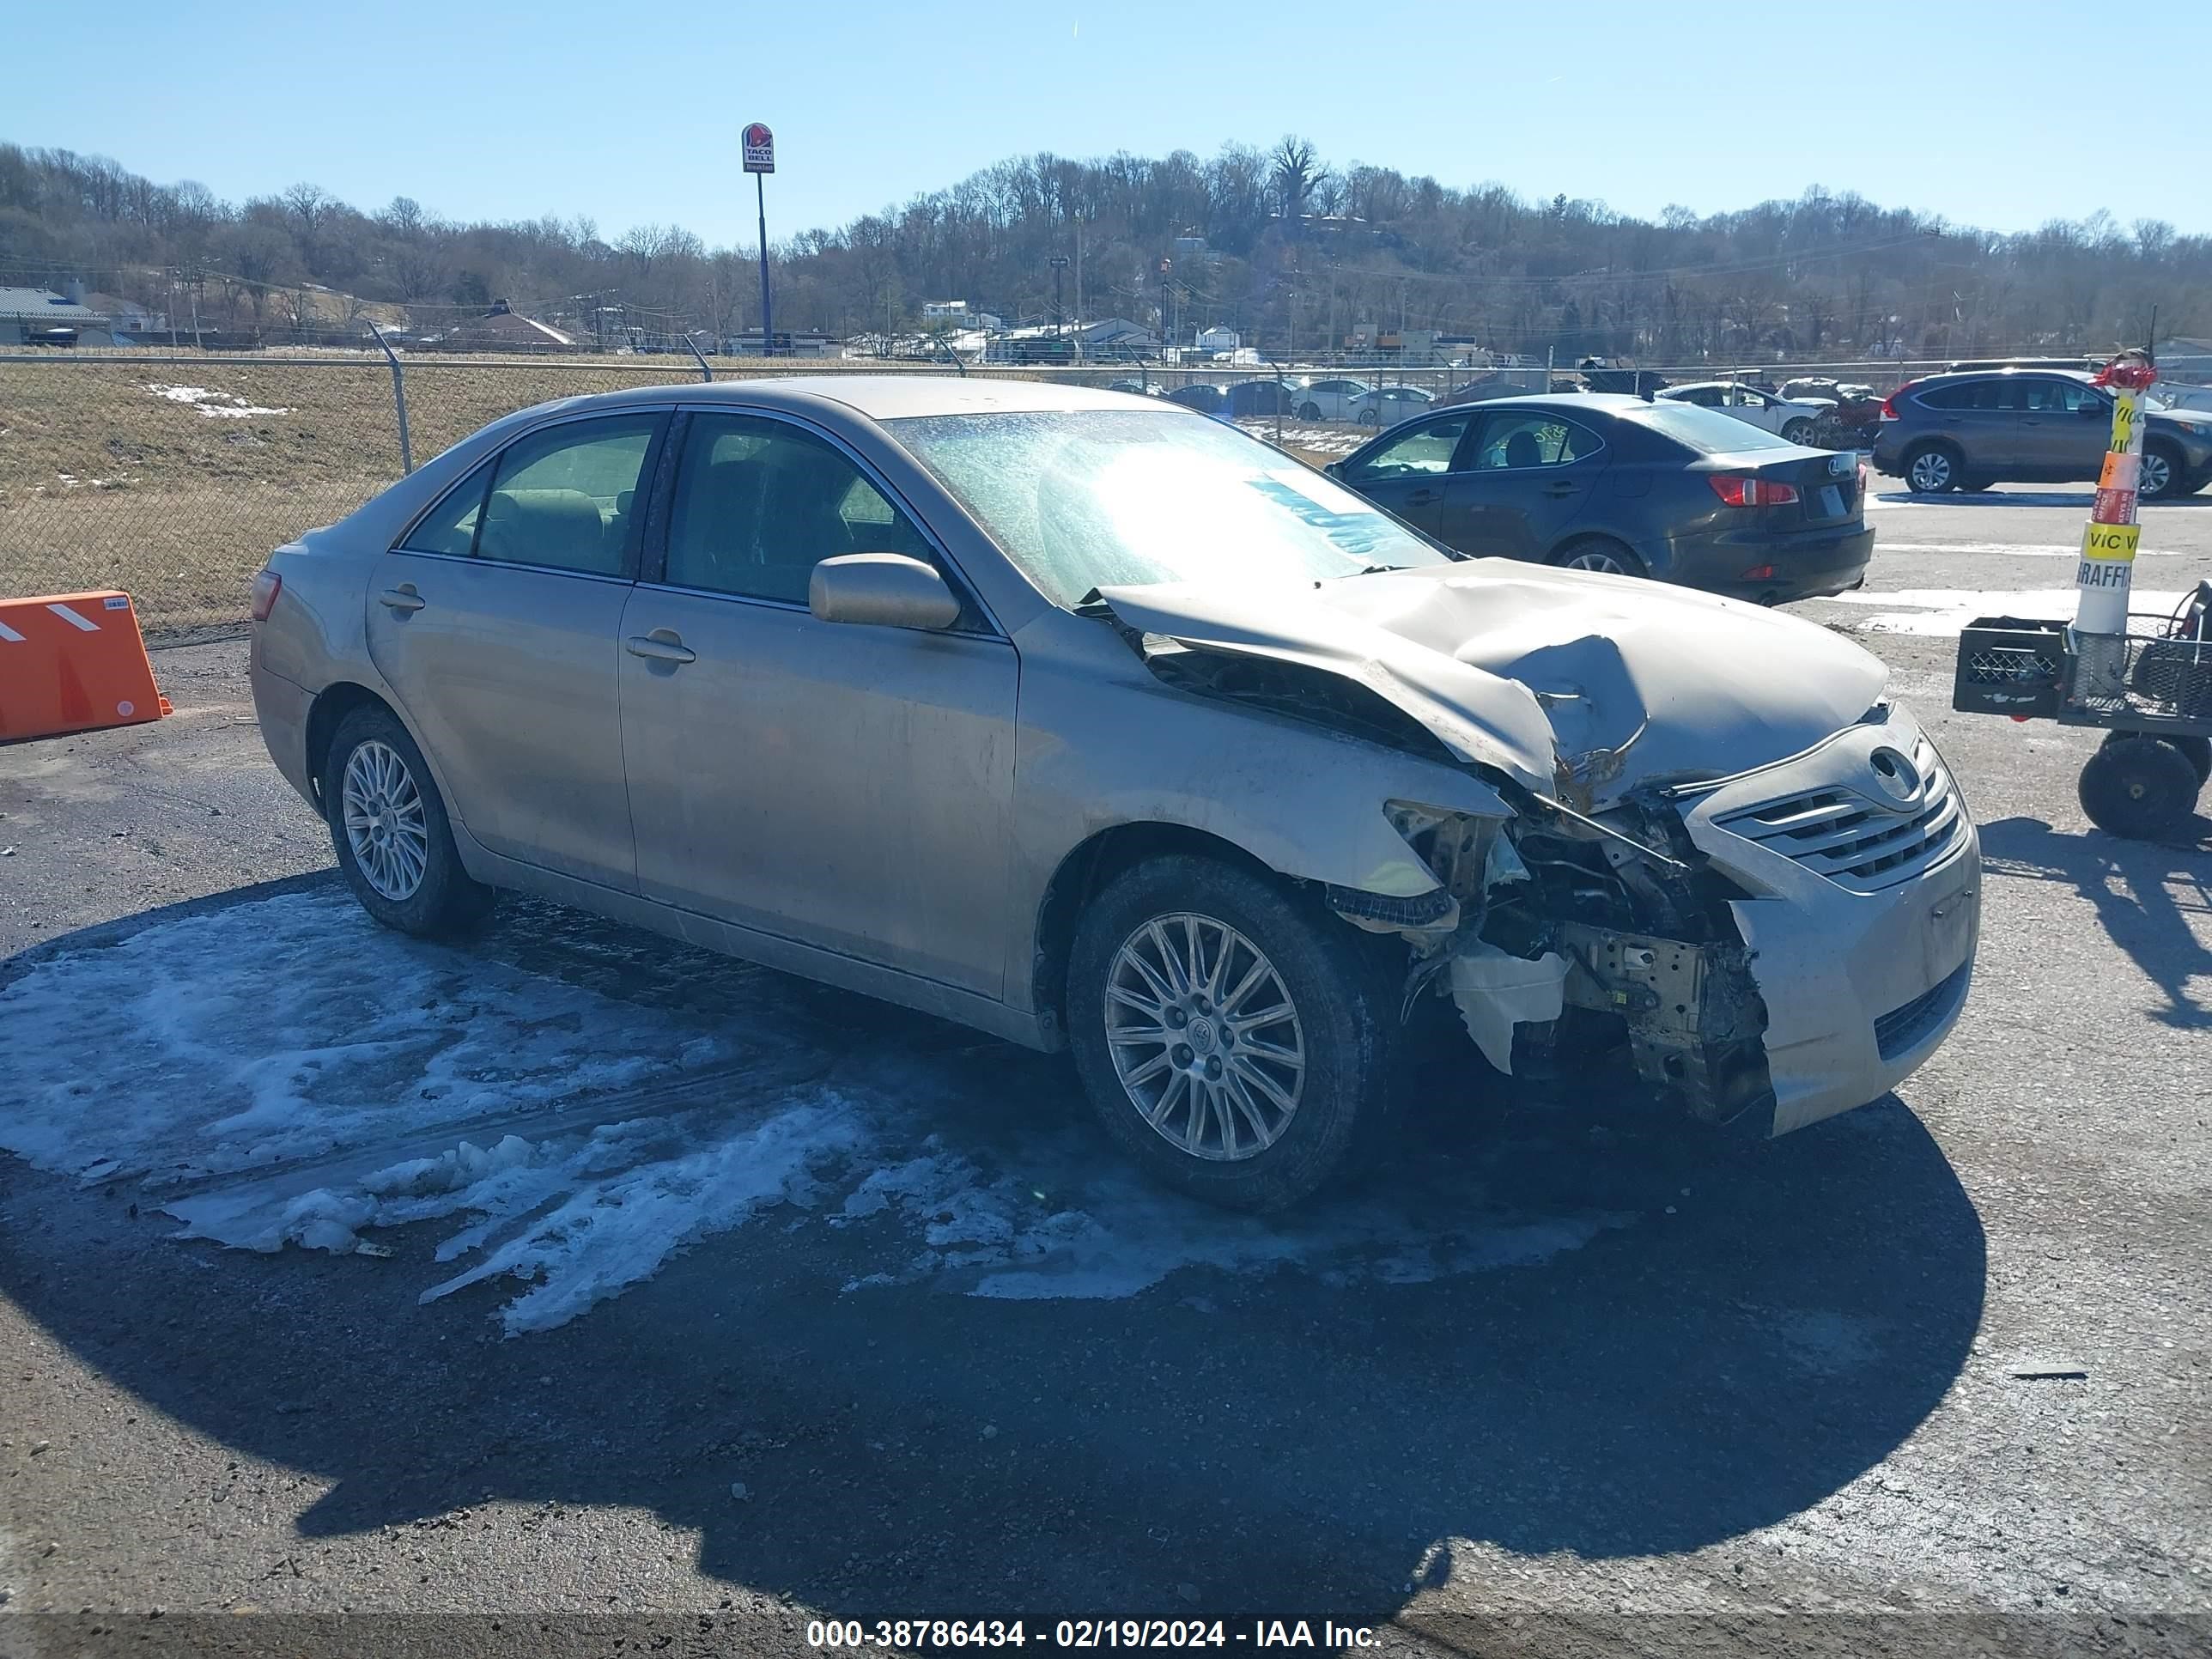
left=805, top=1620, right=1381, bottom=1650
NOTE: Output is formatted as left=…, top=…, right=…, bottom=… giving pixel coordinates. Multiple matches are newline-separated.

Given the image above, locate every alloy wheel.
left=1562, top=547, right=1630, bottom=574
left=341, top=739, right=429, bottom=902
left=1103, top=913, right=1306, bottom=1163
left=1908, top=449, right=1954, bottom=491
left=2141, top=450, right=2172, bottom=498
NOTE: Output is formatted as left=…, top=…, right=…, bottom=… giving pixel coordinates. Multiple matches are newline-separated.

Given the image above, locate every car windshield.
left=889, top=408, right=1452, bottom=605
left=1628, top=401, right=1801, bottom=454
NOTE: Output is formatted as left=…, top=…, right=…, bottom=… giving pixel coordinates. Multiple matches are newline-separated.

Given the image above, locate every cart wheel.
left=2078, top=735, right=2203, bottom=840
left=2173, top=735, right=2212, bottom=787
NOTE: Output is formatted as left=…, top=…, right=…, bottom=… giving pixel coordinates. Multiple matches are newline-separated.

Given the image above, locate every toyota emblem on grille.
left=1866, top=745, right=1923, bottom=811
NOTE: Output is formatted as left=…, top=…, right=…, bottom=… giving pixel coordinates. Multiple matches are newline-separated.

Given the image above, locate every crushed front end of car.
left=1095, top=564, right=1981, bottom=1138
left=1352, top=696, right=1978, bottom=1135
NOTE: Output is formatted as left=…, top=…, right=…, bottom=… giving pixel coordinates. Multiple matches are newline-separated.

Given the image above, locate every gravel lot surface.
left=3, top=484, right=2208, bottom=1657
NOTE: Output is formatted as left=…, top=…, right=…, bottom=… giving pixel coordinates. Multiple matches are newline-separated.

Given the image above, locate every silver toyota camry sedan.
left=250, top=378, right=1979, bottom=1211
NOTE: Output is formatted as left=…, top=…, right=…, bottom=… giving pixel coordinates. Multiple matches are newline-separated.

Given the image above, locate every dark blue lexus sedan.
left=1327, top=393, right=1872, bottom=602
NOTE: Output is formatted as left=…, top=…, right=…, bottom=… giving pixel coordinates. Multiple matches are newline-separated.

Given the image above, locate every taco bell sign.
left=742, top=123, right=775, bottom=174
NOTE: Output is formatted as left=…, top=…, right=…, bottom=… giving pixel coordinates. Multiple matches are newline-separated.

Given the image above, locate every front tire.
left=2077, top=734, right=2203, bottom=841
left=1905, top=442, right=1961, bottom=493
left=1066, top=856, right=1396, bottom=1212
left=1782, top=419, right=1817, bottom=447
left=324, top=706, right=494, bottom=938
left=2139, top=441, right=2183, bottom=501
left=1298, top=401, right=1322, bottom=421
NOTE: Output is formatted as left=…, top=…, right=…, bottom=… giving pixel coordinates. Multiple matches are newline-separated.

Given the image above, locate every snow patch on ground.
left=146, top=383, right=292, bottom=419
left=0, top=890, right=1632, bottom=1334
left=1240, top=419, right=1368, bottom=457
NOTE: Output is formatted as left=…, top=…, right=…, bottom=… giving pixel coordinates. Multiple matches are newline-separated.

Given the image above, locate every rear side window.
left=477, top=414, right=661, bottom=575
left=400, top=460, right=494, bottom=556
left=1915, top=382, right=1980, bottom=410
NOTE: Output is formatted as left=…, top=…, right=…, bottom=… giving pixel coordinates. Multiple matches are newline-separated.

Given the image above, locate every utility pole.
left=1158, top=256, right=1172, bottom=362
left=1073, top=218, right=1085, bottom=356
left=1049, top=256, right=1069, bottom=336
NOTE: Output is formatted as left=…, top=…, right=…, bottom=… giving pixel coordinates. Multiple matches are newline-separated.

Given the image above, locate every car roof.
left=496, top=374, right=1163, bottom=423
left=1912, top=367, right=2097, bottom=385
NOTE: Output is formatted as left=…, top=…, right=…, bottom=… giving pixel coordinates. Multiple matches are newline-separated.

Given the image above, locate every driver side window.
left=663, top=414, right=937, bottom=606
left=1349, top=414, right=1473, bottom=479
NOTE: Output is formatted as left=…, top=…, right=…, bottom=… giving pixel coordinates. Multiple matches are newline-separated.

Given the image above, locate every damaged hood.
left=1097, top=559, right=1889, bottom=807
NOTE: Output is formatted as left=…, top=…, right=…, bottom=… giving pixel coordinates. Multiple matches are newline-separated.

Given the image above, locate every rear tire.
left=1905, top=441, right=1961, bottom=494
left=2077, top=734, right=2203, bottom=841
left=323, top=706, right=495, bottom=939
left=1550, top=537, right=1647, bottom=578
left=2172, top=735, right=2212, bottom=787
left=1066, top=855, right=1398, bottom=1212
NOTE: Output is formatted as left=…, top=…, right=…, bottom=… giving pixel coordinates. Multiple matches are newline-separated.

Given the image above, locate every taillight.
left=250, top=568, right=282, bottom=622
left=1740, top=564, right=1777, bottom=581
left=1709, top=474, right=1800, bottom=507
left=1878, top=396, right=1899, bottom=420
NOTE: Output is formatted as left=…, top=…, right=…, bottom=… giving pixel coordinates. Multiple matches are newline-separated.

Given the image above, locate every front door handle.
left=1543, top=480, right=1581, bottom=496
left=1407, top=489, right=1441, bottom=506
left=625, top=632, right=696, bottom=665
left=378, top=584, right=425, bottom=613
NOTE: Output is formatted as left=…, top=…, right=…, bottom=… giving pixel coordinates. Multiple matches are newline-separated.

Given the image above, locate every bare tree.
left=1270, top=137, right=1324, bottom=222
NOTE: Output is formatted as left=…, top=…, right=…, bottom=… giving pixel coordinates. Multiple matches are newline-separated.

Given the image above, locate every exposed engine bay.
left=1353, top=794, right=1773, bottom=1127
left=1101, top=610, right=1781, bottom=1127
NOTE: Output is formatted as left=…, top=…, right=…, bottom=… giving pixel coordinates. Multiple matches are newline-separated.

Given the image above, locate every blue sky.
left=14, top=0, right=2207, bottom=245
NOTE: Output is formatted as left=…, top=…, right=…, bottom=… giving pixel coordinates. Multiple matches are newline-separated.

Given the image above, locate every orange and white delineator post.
left=2074, top=350, right=2158, bottom=638
left=0, top=591, right=172, bottom=743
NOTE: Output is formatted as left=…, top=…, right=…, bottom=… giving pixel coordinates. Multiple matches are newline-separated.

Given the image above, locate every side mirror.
left=808, top=553, right=961, bottom=630
left=1323, top=459, right=1345, bottom=477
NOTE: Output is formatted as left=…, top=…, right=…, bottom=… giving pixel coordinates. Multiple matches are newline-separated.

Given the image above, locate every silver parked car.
left=251, top=379, right=1980, bottom=1211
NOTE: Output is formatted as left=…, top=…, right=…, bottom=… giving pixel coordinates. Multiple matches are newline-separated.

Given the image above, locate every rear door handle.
left=1407, top=489, right=1441, bottom=506
left=625, top=633, right=696, bottom=665
left=1543, top=480, right=1581, bottom=496
left=378, top=584, right=425, bottom=613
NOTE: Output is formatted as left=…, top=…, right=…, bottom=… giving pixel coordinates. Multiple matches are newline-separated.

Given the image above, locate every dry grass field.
left=0, top=354, right=1343, bottom=631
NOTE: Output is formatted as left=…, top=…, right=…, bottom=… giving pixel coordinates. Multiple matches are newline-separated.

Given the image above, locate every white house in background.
left=1195, top=325, right=1239, bottom=355
left=87, top=291, right=167, bottom=335
left=921, top=300, right=969, bottom=320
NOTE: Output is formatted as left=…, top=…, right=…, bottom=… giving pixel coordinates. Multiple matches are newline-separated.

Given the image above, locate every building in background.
left=0, top=287, right=113, bottom=346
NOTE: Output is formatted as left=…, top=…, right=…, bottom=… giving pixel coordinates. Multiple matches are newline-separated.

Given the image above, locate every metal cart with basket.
left=1953, top=582, right=2212, bottom=840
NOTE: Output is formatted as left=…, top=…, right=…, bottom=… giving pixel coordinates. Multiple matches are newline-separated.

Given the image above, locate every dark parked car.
left=1327, top=393, right=1872, bottom=602
left=1873, top=369, right=2212, bottom=497
left=1224, top=379, right=1298, bottom=418
left=1164, top=382, right=1227, bottom=415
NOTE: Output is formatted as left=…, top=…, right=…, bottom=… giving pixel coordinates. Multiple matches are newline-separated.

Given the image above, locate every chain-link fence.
left=0, top=349, right=1966, bottom=635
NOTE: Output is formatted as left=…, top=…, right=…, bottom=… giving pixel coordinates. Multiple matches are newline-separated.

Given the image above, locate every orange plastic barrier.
left=0, top=591, right=173, bottom=742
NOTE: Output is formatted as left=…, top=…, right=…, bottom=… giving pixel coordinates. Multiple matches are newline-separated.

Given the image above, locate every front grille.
left=1714, top=737, right=1968, bottom=893
left=1875, top=961, right=1971, bottom=1061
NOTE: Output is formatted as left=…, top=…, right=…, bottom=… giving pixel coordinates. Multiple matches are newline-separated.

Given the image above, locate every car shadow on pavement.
left=1978, top=814, right=2212, bottom=1030
left=0, top=878, right=1988, bottom=1627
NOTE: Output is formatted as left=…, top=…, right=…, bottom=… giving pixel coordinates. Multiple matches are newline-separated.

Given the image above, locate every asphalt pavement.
left=2, top=484, right=2208, bottom=1657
